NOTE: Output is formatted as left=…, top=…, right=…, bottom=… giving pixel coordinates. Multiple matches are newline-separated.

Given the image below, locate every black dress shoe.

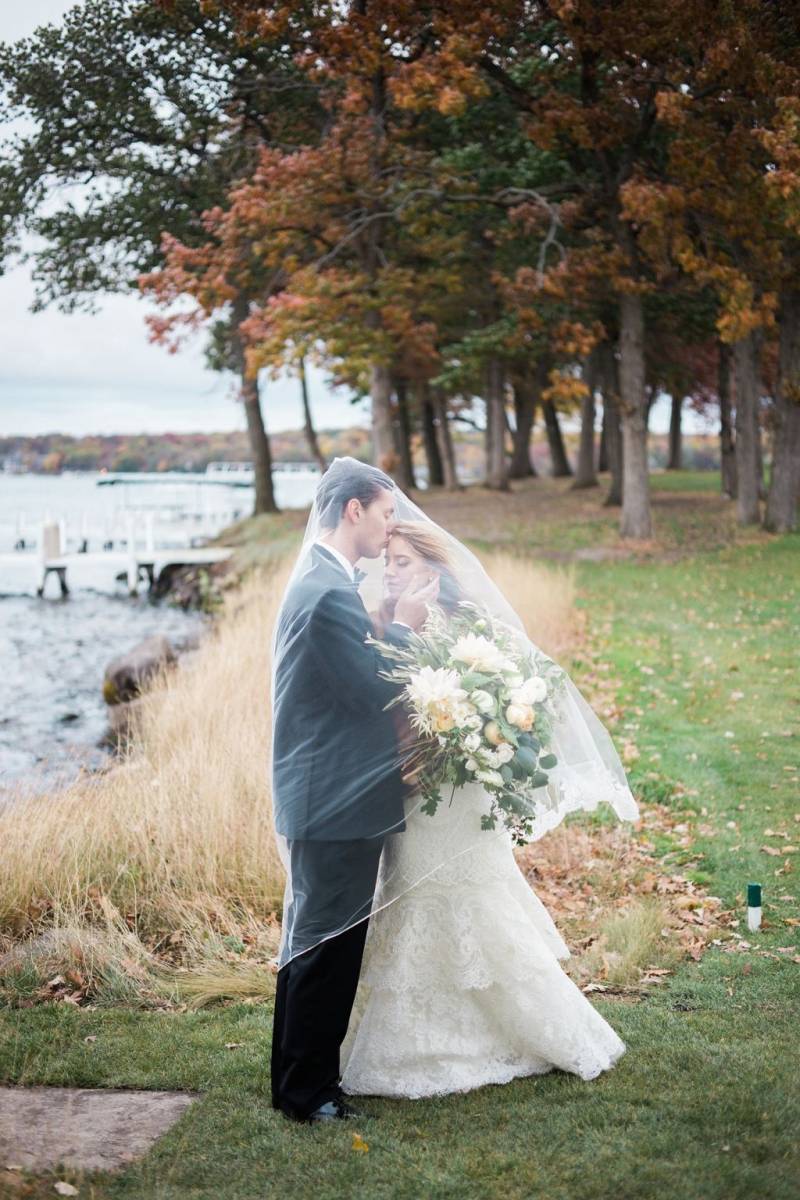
left=308, top=1098, right=361, bottom=1124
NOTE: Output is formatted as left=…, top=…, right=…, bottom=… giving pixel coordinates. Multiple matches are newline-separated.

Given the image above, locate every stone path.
left=0, top=1085, right=199, bottom=1173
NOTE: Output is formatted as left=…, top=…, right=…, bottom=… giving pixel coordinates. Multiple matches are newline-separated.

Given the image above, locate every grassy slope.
left=1, top=474, right=798, bottom=1200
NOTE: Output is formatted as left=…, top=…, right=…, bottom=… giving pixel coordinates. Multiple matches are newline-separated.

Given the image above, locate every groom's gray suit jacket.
left=271, top=543, right=411, bottom=842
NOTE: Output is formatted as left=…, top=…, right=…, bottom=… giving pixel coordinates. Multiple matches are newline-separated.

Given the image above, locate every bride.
left=339, top=520, right=638, bottom=1099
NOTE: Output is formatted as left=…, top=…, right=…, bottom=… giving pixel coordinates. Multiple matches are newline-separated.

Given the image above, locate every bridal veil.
left=270, top=456, right=639, bottom=967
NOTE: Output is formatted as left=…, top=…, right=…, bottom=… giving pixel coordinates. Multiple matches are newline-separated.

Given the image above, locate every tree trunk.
left=298, top=356, right=326, bottom=473
left=485, top=357, right=510, bottom=490
left=542, top=399, right=573, bottom=476
left=420, top=381, right=444, bottom=487
left=667, top=394, right=683, bottom=470
left=231, top=294, right=278, bottom=514
left=572, top=351, right=599, bottom=488
left=370, top=362, right=398, bottom=477
left=598, top=341, right=623, bottom=506
left=432, top=386, right=460, bottom=489
left=604, top=397, right=623, bottom=506
left=733, top=332, right=761, bottom=526
left=764, top=289, right=800, bottom=532
left=598, top=407, right=609, bottom=472
left=618, top=292, right=652, bottom=538
left=509, top=375, right=538, bottom=479
left=391, top=374, right=417, bottom=491
left=718, top=341, right=736, bottom=498
left=755, top=377, right=766, bottom=501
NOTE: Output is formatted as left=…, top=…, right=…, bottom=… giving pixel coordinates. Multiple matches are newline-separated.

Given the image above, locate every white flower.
left=465, top=757, right=479, bottom=772
left=505, top=672, right=525, bottom=688
left=452, top=700, right=478, bottom=727
left=450, top=633, right=510, bottom=674
left=406, top=666, right=467, bottom=734
left=476, top=769, right=504, bottom=787
left=464, top=714, right=483, bottom=730
left=511, top=676, right=547, bottom=705
left=407, top=665, right=465, bottom=708
left=496, top=742, right=515, bottom=765
left=470, top=688, right=496, bottom=714
left=464, top=732, right=482, bottom=754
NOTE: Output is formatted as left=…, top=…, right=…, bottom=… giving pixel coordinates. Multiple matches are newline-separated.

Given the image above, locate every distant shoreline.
left=1, top=429, right=723, bottom=477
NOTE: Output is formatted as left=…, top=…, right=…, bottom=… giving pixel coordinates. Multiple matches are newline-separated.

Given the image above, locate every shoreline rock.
left=103, top=634, right=177, bottom=706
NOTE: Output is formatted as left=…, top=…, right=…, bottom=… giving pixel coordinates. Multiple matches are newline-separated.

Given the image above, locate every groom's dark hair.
left=315, top=459, right=395, bottom=531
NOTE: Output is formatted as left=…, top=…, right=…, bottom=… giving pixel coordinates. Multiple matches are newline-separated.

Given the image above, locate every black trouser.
left=270, top=837, right=383, bottom=1119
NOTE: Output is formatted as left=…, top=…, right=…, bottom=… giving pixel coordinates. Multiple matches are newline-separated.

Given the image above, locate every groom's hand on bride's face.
left=394, top=572, right=439, bottom=631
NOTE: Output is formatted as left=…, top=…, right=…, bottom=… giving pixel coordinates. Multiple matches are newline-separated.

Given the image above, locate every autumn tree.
left=0, top=0, right=320, bottom=513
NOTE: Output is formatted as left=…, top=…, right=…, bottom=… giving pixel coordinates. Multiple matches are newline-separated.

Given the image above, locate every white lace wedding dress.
left=340, top=781, right=627, bottom=1099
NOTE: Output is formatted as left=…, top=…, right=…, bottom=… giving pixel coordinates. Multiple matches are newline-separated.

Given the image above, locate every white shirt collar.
left=314, top=540, right=355, bottom=582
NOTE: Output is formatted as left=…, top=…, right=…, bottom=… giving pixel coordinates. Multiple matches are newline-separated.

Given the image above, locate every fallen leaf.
left=54, top=1184, right=79, bottom=1197
left=83, top=1035, right=97, bottom=1044
left=224, top=1042, right=244, bottom=1050
left=351, top=1133, right=369, bottom=1153
left=761, top=846, right=782, bottom=857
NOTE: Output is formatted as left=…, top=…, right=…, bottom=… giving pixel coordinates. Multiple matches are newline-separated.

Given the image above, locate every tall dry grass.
left=0, top=550, right=579, bottom=1008
left=481, top=551, right=578, bottom=661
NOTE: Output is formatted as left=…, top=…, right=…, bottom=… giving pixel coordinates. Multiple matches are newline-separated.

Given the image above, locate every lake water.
left=0, top=469, right=319, bottom=799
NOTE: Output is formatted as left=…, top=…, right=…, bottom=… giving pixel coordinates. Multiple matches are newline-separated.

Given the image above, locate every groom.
left=270, top=459, right=437, bottom=1125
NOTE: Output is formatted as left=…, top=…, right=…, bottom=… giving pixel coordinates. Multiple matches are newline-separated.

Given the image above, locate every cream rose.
left=483, top=720, right=504, bottom=745
left=506, top=702, right=535, bottom=730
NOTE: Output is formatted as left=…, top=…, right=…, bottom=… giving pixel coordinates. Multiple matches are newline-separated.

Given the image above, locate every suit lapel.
left=312, top=542, right=353, bottom=584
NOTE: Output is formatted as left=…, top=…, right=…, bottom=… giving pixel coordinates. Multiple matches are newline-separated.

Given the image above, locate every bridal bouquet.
left=369, top=602, right=566, bottom=843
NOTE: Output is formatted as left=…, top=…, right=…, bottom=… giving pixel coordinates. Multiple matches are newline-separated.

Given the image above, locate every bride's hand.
left=394, top=572, right=440, bottom=631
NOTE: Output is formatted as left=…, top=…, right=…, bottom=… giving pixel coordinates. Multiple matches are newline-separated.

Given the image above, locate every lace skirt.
left=340, top=783, right=627, bottom=1098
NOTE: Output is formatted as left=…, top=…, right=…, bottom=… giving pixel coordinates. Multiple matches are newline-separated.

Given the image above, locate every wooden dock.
left=0, top=518, right=234, bottom=597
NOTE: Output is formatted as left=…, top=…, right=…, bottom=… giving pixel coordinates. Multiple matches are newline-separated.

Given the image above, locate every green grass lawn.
left=649, top=468, right=725, bottom=493
left=1, top=500, right=798, bottom=1200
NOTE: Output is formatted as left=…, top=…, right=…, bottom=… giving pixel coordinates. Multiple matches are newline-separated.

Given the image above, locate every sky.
left=0, top=0, right=368, bottom=439
left=0, top=2, right=703, bottom=441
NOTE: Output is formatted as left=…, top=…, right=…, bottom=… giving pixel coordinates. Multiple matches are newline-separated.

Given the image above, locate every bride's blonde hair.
left=388, top=521, right=464, bottom=613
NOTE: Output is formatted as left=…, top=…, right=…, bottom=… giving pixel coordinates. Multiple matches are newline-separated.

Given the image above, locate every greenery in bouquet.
left=369, top=601, right=567, bottom=844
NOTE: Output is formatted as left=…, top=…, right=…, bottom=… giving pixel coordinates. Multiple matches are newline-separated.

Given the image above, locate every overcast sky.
left=0, top=0, right=368, bottom=439
left=0, top=2, right=699, bottom=440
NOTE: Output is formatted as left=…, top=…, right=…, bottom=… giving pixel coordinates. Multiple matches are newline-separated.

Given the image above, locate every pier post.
left=37, top=521, right=68, bottom=598
left=125, top=512, right=138, bottom=595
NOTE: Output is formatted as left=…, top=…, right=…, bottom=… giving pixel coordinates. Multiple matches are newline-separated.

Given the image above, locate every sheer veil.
left=270, top=456, right=639, bottom=967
